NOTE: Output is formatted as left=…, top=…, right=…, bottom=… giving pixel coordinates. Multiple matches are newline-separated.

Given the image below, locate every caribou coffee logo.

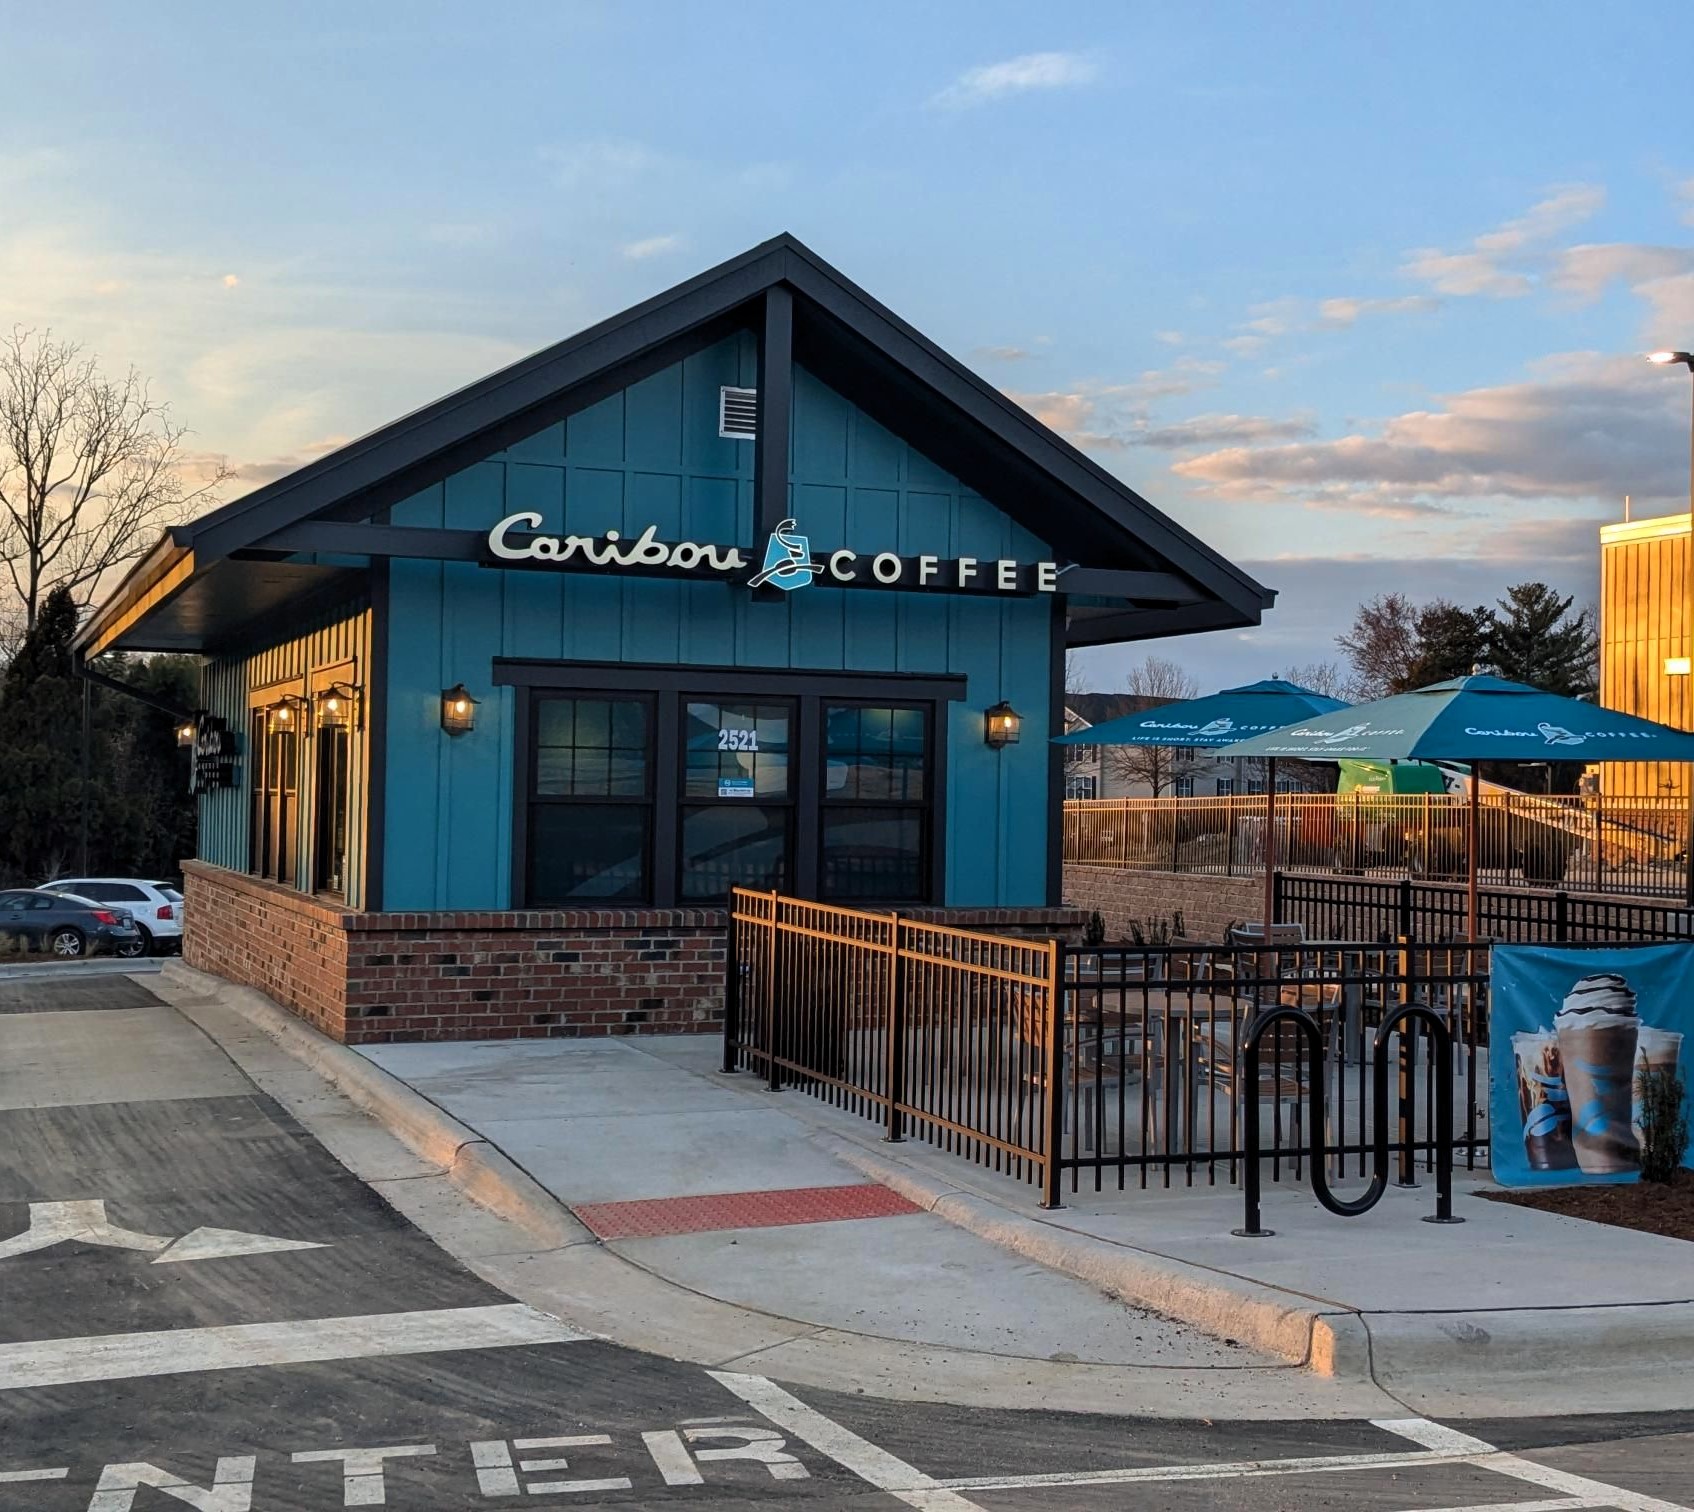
left=1194, top=717, right=1235, bottom=737
left=485, top=512, right=1059, bottom=595
left=747, top=519, right=825, bottom=592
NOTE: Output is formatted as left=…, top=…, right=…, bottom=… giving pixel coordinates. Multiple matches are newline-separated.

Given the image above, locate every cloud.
left=1154, top=330, right=1185, bottom=346
left=1317, top=294, right=1440, bottom=327
left=1174, top=351, right=1689, bottom=512
left=221, top=274, right=239, bottom=289
left=974, top=345, right=1034, bottom=362
left=931, top=51, right=1099, bottom=109
left=621, top=233, right=683, bottom=260
left=215, top=436, right=353, bottom=493
left=1549, top=243, right=1694, bottom=300
left=1007, top=358, right=1226, bottom=450
left=1680, top=177, right=1694, bottom=227
left=1402, top=184, right=1605, bottom=297
left=1127, top=412, right=1318, bottom=450
left=541, top=138, right=660, bottom=189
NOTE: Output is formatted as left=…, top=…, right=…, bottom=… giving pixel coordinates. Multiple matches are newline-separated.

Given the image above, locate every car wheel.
left=116, top=928, right=148, bottom=959
left=49, top=927, right=85, bottom=958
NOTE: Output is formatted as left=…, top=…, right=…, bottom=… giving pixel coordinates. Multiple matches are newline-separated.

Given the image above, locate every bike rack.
left=1233, top=1004, right=1465, bottom=1237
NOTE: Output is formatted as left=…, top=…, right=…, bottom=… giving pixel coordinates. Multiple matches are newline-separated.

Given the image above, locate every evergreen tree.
left=1403, top=601, right=1493, bottom=689
left=1490, top=583, right=1598, bottom=698
left=0, top=586, right=197, bottom=884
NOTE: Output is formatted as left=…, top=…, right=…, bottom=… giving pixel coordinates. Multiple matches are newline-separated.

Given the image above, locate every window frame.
left=247, top=681, right=304, bottom=886
left=818, top=699, right=935, bottom=905
left=525, top=691, right=658, bottom=907
left=505, top=662, right=962, bottom=909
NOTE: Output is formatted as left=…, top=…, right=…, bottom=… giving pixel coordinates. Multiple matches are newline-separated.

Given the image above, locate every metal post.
left=1225, top=796, right=1237, bottom=877
left=80, top=674, right=91, bottom=876
left=1396, top=936, right=1419, bottom=1187
left=721, top=895, right=741, bottom=1074
left=764, top=890, right=781, bottom=1092
left=884, top=914, right=906, bottom=1142
left=1039, top=941, right=1065, bottom=1209
left=1262, top=759, right=1278, bottom=929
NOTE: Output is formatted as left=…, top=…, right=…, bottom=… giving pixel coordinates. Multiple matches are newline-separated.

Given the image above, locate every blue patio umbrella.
left=1056, top=679, right=1350, bottom=930
left=1218, top=674, right=1694, bottom=936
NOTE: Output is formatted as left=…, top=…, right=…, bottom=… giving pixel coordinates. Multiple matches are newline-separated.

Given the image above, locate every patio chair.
left=1012, top=987, right=1153, bottom=1154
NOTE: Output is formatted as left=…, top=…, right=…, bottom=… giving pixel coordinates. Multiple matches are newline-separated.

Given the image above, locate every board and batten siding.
left=383, top=333, right=1055, bottom=912
left=1600, top=514, right=1692, bottom=800
left=199, top=602, right=374, bottom=906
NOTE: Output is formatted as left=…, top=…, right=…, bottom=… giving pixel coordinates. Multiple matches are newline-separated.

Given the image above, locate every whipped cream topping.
left=1555, top=972, right=1638, bottom=1030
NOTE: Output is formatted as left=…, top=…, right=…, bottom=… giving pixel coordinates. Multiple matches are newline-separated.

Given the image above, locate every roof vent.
left=719, top=386, right=757, bottom=439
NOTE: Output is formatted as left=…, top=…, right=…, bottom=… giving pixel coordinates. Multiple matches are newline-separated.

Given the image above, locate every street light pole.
left=1648, top=351, right=1694, bottom=906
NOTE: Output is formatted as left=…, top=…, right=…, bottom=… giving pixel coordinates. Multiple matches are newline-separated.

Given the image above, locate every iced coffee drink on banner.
left=1634, top=1027, right=1685, bottom=1148
left=1554, top=972, right=1641, bottom=1174
left=1512, top=1030, right=1576, bottom=1170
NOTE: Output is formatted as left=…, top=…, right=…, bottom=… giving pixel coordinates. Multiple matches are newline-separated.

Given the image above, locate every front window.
left=822, top=705, right=930, bottom=902
left=528, top=696, right=652, bottom=904
left=1066, top=774, right=1098, bottom=800
left=1173, top=776, right=1195, bottom=798
left=519, top=683, right=943, bottom=907
left=1215, top=778, right=1235, bottom=797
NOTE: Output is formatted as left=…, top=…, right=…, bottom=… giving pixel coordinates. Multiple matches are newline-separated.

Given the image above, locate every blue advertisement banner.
left=1491, top=943, right=1694, bottom=1188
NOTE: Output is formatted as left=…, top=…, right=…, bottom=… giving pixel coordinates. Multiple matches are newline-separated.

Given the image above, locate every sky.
left=5, top=1, right=1693, bottom=690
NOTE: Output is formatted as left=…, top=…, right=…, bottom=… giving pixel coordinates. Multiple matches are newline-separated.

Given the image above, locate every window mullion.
left=653, top=692, right=681, bottom=906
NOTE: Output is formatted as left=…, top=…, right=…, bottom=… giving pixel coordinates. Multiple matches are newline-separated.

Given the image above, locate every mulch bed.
left=1478, top=1169, right=1694, bottom=1242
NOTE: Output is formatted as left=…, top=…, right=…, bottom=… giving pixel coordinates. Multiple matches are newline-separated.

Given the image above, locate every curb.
left=158, top=960, right=588, bottom=1252
left=821, top=1136, right=1371, bottom=1379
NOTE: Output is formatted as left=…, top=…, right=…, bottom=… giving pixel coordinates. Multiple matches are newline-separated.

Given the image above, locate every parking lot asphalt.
left=2, top=972, right=1690, bottom=1510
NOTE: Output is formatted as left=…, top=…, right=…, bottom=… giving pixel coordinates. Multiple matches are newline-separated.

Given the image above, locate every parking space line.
left=0, top=1304, right=589, bottom=1390
left=931, top=1447, right=1472, bottom=1492
left=708, top=1371, right=987, bottom=1512
left=1390, top=1499, right=1600, bottom=1511
left=1374, top=1417, right=1692, bottom=1512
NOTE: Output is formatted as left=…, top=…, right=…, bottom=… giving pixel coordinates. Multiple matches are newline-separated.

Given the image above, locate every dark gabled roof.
left=79, top=233, right=1273, bottom=655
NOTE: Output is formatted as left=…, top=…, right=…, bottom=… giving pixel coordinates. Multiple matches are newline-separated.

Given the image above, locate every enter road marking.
left=709, top=1371, right=987, bottom=1512
left=0, top=1304, right=588, bottom=1390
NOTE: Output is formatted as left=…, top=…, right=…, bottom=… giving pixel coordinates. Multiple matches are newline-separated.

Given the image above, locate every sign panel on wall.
left=1490, top=943, right=1694, bottom=1187
left=486, top=513, right=1059, bottom=596
left=190, top=715, right=238, bottom=796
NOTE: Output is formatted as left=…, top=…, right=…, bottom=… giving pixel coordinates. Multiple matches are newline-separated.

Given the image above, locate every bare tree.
left=0, top=327, right=229, bottom=631
left=1277, top=660, right=1349, bottom=701
left=1105, top=656, right=1202, bottom=795
left=1335, top=592, right=1419, bottom=701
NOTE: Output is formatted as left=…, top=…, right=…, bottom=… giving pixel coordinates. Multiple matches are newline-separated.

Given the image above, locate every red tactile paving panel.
left=573, top=1183, right=921, bottom=1241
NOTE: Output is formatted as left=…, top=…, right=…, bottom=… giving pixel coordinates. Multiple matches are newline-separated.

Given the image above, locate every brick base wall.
left=1062, top=864, right=1264, bottom=943
left=184, top=862, right=1088, bottom=1045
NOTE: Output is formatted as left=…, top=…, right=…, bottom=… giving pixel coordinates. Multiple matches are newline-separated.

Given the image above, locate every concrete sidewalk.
left=361, top=1028, right=1694, bottom=1420
left=155, top=961, right=1694, bottom=1420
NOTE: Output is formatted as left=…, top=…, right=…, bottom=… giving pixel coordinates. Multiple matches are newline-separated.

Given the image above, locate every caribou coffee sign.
left=487, top=513, right=1058, bottom=595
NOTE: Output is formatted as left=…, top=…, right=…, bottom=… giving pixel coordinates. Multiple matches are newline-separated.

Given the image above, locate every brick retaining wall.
left=1062, top=864, right=1263, bottom=943
left=184, top=862, right=1086, bottom=1045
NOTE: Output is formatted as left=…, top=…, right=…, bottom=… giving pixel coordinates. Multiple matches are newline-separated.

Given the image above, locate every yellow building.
left=1599, top=511, right=1693, bottom=798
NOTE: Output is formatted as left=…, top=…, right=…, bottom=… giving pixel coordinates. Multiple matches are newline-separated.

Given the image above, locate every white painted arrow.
left=152, top=1227, right=326, bottom=1264
left=0, top=1201, right=329, bottom=1264
left=0, top=1201, right=171, bottom=1259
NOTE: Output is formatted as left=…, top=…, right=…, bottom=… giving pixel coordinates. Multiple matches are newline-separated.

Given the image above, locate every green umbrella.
left=1057, top=679, right=1348, bottom=931
left=1218, top=674, right=1694, bottom=937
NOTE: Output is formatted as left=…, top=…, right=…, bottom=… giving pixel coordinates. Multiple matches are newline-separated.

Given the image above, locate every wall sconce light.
left=176, top=716, right=199, bottom=749
left=316, top=683, right=360, bottom=730
left=266, top=697, right=306, bottom=735
left=984, top=700, right=1022, bottom=749
left=441, top=683, right=478, bottom=736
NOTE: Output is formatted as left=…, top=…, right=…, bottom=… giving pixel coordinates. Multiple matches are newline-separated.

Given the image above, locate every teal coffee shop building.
left=78, top=236, right=1271, bottom=1043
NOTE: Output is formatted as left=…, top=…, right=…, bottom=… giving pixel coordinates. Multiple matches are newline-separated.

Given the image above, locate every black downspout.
left=80, top=674, right=91, bottom=876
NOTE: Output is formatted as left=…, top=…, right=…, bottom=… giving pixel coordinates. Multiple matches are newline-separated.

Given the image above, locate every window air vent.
left=719, top=386, right=758, bottom=439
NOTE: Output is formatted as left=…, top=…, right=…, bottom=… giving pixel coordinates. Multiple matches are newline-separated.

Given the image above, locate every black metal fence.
left=725, top=888, right=1504, bottom=1206
left=1057, top=940, right=1489, bottom=1195
left=1277, top=873, right=1694, bottom=944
